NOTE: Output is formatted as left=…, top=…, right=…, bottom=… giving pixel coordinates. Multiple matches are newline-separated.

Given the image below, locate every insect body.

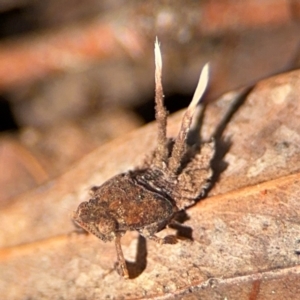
left=72, top=40, right=214, bottom=278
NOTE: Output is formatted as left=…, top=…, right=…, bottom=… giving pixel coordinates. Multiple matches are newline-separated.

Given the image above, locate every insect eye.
left=77, top=201, right=88, bottom=210
left=97, top=216, right=116, bottom=235
left=88, top=198, right=98, bottom=206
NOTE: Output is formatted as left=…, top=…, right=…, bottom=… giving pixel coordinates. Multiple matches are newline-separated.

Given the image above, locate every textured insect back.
left=175, top=139, right=215, bottom=210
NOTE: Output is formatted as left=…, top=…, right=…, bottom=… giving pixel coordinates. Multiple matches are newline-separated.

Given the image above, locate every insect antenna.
left=168, top=63, right=209, bottom=174
left=153, top=38, right=169, bottom=169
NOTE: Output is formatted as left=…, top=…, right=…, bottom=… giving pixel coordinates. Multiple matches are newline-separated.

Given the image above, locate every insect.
left=72, top=39, right=215, bottom=278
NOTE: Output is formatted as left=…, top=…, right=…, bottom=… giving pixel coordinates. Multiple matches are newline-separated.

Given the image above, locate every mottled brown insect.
left=72, top=40, right=214, bottom=278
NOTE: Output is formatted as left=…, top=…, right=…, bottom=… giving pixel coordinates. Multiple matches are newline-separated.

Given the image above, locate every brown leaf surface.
left=1, top=70, right=300, bottom=299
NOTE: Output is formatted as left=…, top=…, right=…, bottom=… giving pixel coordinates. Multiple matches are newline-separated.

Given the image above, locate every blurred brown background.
left=1, top=0, right=300, bottom=203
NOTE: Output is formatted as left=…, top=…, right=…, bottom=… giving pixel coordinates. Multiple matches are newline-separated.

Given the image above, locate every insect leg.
left=114, top=234, right=129, bottom=278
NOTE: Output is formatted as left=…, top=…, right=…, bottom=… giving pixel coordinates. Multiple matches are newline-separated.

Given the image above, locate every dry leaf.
left=1, top=70, right=300, bottom=299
